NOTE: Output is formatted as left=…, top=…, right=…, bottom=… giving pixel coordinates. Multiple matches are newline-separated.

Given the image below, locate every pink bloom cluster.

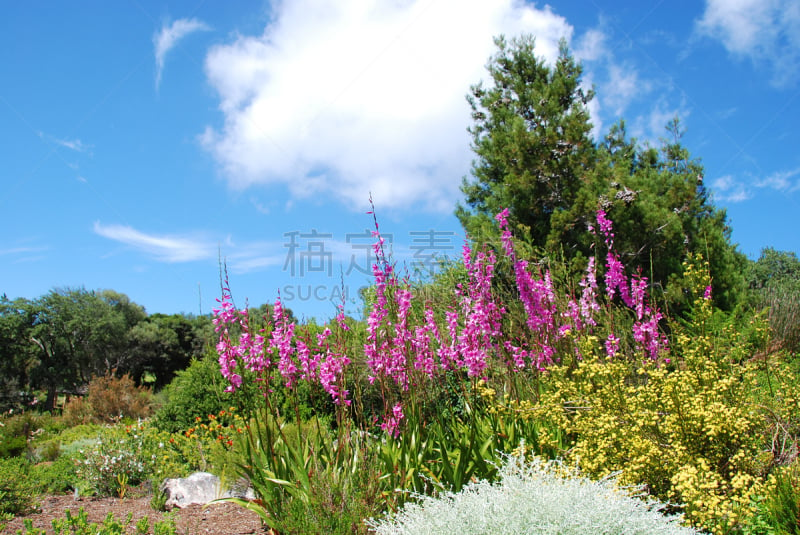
left=362, top=209, right=509, bottom=431
left=213, top=280, right=266, bottom=392
left=381, top=403, right=405, bottom=438
left=213, top=279, right=351, bottom=405
left=214, top=205, right=670, bottom=437
left=591, top=210, right=669, bottom=360
left=495, top=209, right=558, bottom=370
left=497, top=208, right=668, bottom=361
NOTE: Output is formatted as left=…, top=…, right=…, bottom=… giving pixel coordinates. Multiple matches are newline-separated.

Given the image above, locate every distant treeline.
left=0, top=288, right=286, bottom=412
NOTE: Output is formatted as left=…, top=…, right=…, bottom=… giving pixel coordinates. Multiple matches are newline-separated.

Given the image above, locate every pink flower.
left=381, top=403, right=405, bottom=438
left=596, top=209, right=614, bottom=245
left=605, top=333, right=619, bottom=359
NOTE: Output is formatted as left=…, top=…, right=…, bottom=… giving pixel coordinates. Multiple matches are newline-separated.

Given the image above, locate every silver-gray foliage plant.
left=367, top=454, right=700, bottom=535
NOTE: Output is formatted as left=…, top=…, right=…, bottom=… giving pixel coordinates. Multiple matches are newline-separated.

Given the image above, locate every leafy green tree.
left=25, top=288, right=147, bottom=409
left=746, top=248, right=800, bottom=353
left=549, top=119, right=746, bottom=311
left=747, top=247, right=800, bottom=289
left=457, top=35, right=745, bottom=311
left=0, top=296, right=39, bottom=410
left=126, top=318, right=182, bottom=386
left=126, top=313, right=211, bottom=388
left=0, top=288, right=215, bottom=408
left=457, top=34, right=595, bottom=246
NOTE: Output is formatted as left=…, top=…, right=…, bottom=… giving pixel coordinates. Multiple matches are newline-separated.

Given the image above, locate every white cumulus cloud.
left=201, top=0, right=574, bottom=213
left=696, top=0, right=800, bottom=86
left=154, top=18, right=210, bottom=89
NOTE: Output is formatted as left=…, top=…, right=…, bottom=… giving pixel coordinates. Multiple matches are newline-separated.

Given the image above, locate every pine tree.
left=457, top=35, right=745, bottom=311
left=457, top=35, right=595, bottom=246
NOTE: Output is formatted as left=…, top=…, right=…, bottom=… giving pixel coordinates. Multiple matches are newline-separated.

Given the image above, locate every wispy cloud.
left=574, top=28, right=607, bottom=62
left=571, top=23, right=659, bottom=135
left=201, top=0, right=573, bottom=212
left=711, top=174, right=752, bottom=202
left=756, top=167, right=800, bottom=192
left=696, top=0, right=800, bottom=87
left=38, top=131, right=92, bottom=153
left=94, top=222, right=289, bottom=273
left=711, top=167, right=800, bottom=203
left=154, top=18, right=210, bottom=90
left=0, top=243, right=48, bottom=264
left=604, top=63, right=651, bottom=117
left=716, top=106, right=738, bottom=120
left=629, top=97, right=690, bottom=143
left=227, top=254, right=285, bottom=274
left=0, top=246, right=47, bottom=255
left=93, top=222, right=216, bottom=262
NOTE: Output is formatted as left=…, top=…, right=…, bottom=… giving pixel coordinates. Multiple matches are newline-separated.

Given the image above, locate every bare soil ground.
left=2, top=489, right=266, bottom=534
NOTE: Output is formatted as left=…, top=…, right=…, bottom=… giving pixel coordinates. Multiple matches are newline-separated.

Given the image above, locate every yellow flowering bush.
left=493, top=256, right=777, bottom=533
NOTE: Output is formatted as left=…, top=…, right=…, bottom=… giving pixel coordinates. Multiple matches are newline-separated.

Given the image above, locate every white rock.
left=160, top=472, right=255, bottom=510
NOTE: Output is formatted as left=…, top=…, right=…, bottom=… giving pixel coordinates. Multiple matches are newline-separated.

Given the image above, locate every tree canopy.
left=457, top=35, right=745, bottom=311
left=457, top=35, right=595, bottom=247
left=0, top=288, right=217, bottom=411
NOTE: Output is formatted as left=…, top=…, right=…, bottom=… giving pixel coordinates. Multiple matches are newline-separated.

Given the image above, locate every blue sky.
left=2, top=1, right=799, bottom=321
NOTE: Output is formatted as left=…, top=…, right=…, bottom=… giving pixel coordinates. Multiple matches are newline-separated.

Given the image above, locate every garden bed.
left=2, top=489, right=265, bottom=534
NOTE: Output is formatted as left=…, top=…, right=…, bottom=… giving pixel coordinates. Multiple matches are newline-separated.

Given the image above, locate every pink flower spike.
left=494, top=208, right=510, bottom=225
left=380, top=403, right=405, bottom=438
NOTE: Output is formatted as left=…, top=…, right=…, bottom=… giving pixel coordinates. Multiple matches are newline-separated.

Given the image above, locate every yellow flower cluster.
left=481, top=255, right=783, bottom=532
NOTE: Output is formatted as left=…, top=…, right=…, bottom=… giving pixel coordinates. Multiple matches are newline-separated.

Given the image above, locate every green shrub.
left=0, top=457, right=39, bottom=515
left=0, top=435, right=26, bottom=459
left=32, top=439, right=61, bottom=463
left=30, top=455, right=78, bottom=494
left=744, top=464, right=800, bottom=535
left=278, top=441, right=384, bottom=534
left=368, top=454, right=699, bottom=534
left=758, top=281, right=800, bottom=355
left=0, top=511, right=13, bottom=531
left=150, top=353, right=238, bottom=433
left=61, top=396, right=94, bottom=427
left=73, top=426, right=148, bottom=497
left=0, top=411, right=55, bottom=459
left=47, top=424, right=102, bottom=456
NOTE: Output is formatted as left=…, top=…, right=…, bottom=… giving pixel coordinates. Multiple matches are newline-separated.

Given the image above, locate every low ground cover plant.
left=0, top=457, right=39, bottom=516
left=15, top=507, right=177, bottom=535
left=367, top=454, right=700, bottom=535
